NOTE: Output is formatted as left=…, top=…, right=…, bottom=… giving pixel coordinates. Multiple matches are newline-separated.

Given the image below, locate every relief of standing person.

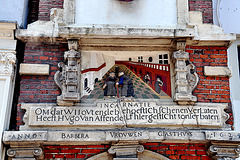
left=154, top=77, right=163, bottom=94
left=103, top=72, right=118, bottom=97
left=144, top=73, right=151, bottom=85
left=117, top=72, right=134, bottom=97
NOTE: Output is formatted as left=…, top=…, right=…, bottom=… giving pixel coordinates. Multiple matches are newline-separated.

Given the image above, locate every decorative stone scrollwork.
left=173, top=50, right=199, bottom=105
left=0, top=52, right=16, bottom=76
left=7, top=149, right=16, bottom=157
left=7, top=147, right=43, bottom=159
left=54, top=49, right=81, bottom=105
left=108, top=144, right=144, bottom=159
left=54, top=40, right=81, bottom=106
left=208, top=144, right=240, bottom=160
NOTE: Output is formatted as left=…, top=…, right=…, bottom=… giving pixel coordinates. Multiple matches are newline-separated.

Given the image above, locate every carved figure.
left=173, top=50, right=198, bottom=105
left=117, top=72, right=134, bottom=97
left=154, top=77, right=163, bottom=94
left=103, top=72, right=118, bottom=97
left=144, top=73, right=151, bottom=85
left=54, top=49, right=81, bottom=105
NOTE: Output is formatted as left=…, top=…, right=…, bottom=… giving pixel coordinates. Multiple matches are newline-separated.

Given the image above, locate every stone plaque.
left=206, top=131, right=240, bottom=141
left=47, top=131, right=105, bottom=141
left=3, top=130, right=208, bottom=143
left=24, top=102, right=228, bottom=128
left=3, top=131, right=47, bottom=142
left=106, top=130, right=148, bottom=141
left=149, top=130, right=205, bottom=141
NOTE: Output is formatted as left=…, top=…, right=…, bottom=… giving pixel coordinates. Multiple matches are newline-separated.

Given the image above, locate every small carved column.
left=208, top=144, right=240, bottom=160
left=173, top=43, right=199, bottom=105
left=108, top=144, right=144, bottom=160
left=54, top=40, right=81, bottom=106
left=7, top=146, right=43, bottom=160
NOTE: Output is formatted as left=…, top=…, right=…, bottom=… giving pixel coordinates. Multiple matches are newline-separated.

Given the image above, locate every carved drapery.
left=0, top=51, right=16, bottom=76
left=173, top=48, right=199, bottom=105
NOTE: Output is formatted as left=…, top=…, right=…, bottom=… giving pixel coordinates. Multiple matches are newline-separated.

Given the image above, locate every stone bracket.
left=208, top=144, right=240, bottom=160
left=173, top=47, right=199, bottom=105
left=204, top=66, right=232, bottom=77
left=108, top=144, right=144, bottom=159
left=7, top=147, right=43, bottom=160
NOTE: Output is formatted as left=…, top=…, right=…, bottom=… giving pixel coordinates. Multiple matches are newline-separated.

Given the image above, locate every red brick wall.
left=43, top=143, right=211, bottom=159
left=189, top=0, right=213, bottom=23
left=44, top=145, right=110, bottom=159
left=186, top=46, right=233, bottom=128
left=18, top=43, right=67, bottom=104
left=38, top=0, right=64, bottom=21
left=27, top=0, right=40, bottom=24
left=186, top=46, right=230, bottom=103
left=16, top=43, right=67, bottom=130
left=143, top=143, right=211, bottom=160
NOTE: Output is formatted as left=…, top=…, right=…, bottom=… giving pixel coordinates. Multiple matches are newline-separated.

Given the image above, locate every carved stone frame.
left=62, top=0, right=189, bottom=26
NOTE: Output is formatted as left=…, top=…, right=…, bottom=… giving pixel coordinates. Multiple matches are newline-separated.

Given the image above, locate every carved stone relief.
left=7, top=147, right=43, bottom=160
left=108, top=144, right=144, bottom=159
left=0, top=52, right=16, bottom=76
left=173, top=49, right=198, bottom=105
left=54, top=40, right=81, bottom=106
left=208, top=144, right=240, bottom=160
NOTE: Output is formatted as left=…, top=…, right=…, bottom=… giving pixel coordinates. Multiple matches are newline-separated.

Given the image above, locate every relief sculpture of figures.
left=117, top=72, right=134, bottom=97
left=103, top=72, right=118, bottom=97
left=154, top=77, right=163, bottom=94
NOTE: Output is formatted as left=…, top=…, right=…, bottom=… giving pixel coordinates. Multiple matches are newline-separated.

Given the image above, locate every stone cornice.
left=4, top=130, right=240, bottom=145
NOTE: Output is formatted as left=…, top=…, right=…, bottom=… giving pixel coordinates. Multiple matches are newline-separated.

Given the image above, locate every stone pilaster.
left=54, top=40, right=81, bottom=106
left=0, top=22, right=17, bottom=160
left=173, top=42, right=199, bottom=105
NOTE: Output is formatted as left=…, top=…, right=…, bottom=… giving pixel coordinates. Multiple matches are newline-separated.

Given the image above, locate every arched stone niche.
left=87, top=150, right=170, bottom=160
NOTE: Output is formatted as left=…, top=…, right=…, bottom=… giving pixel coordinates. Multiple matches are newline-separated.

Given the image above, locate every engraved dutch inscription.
left=25, top=102, right=229, bottom=128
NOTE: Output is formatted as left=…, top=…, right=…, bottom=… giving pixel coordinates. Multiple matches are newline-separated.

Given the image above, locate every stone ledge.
left=19, top=64, right=49, bottom=75
left=204, top=66, right=232, bottom=77
left=3, top=130, right=240, bottom=145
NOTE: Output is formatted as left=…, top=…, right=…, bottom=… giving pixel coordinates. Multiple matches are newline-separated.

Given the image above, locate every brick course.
left=44, top=145, right=110, bottom=159
left=143, top=143, right=211, bottom=160
left=38, top=0, right=64, bottom=21
left=18, top=42, right=67, bottom=104
left=27, top=0, right=40, bottom=24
